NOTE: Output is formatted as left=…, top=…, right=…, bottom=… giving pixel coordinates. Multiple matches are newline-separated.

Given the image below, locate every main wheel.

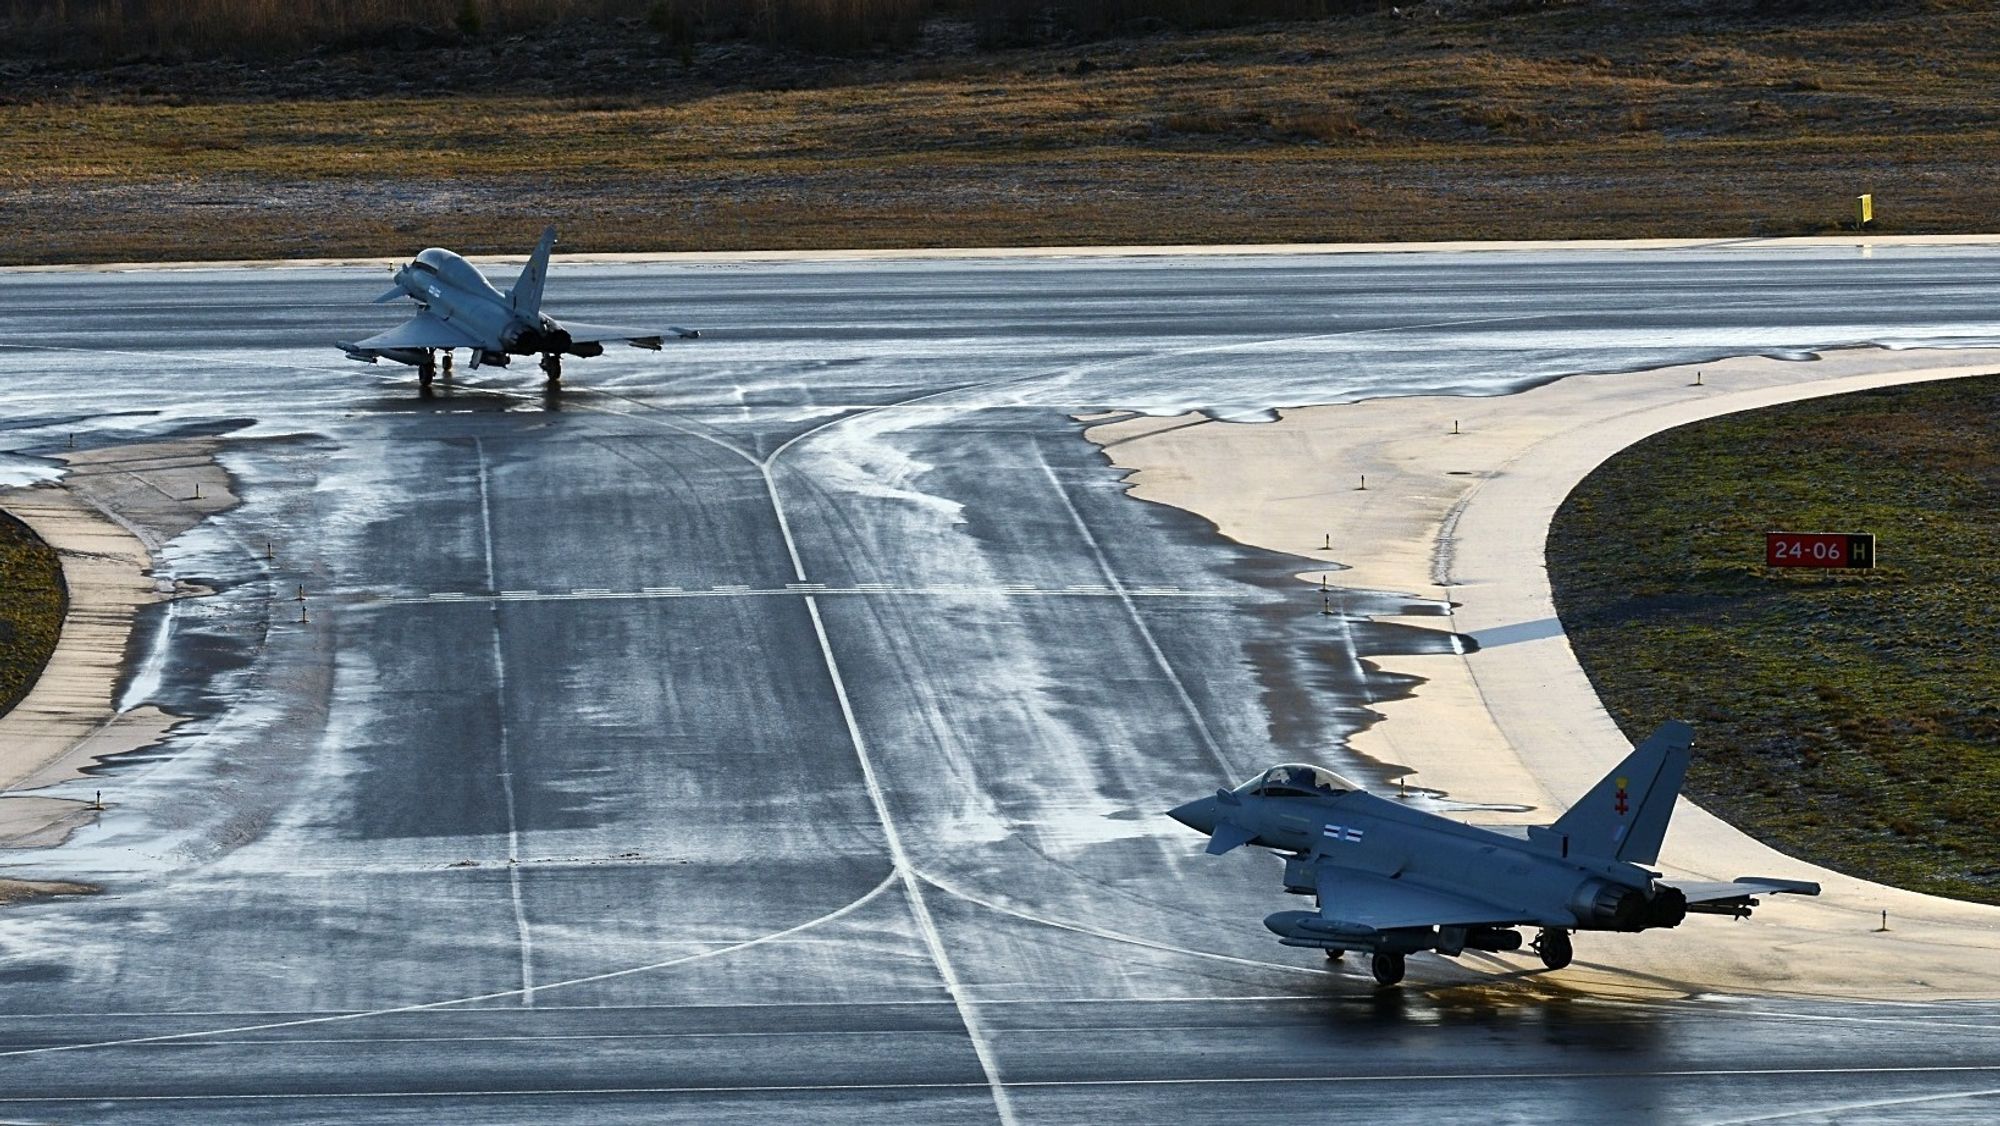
left=1370, top=951, right=1405, bottom=986
left=540, top=353, right=562, bottom=385
left=1536, top=928, right=1573, bottom=970
left=417, top=355, right=436, bottom=389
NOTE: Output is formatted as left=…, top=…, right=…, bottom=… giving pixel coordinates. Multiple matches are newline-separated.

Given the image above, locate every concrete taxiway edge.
left=0, top=486, right=161, bottom=847
left=6, top=233, right=2000, bottom=274
left=1090, top=345, right=2000, bottom=1000
left=0, top=441, right=236, bottom=850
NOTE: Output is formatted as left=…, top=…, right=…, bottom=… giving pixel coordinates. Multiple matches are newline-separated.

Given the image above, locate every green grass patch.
left=1548, top=374, right=2000, bottom=904
left=0, top=508, right=65, bottom=720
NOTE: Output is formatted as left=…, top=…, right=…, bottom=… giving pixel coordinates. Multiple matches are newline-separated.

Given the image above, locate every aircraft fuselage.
left=394, top=248, right=585, bottom=361
left=1169, top=786, right=1688, bottom=947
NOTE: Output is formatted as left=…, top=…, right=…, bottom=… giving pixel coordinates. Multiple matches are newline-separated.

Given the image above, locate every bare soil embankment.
left=3, top=2, right=1997, bottom=263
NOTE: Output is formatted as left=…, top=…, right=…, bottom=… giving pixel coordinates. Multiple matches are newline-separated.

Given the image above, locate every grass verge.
left=1547, top=373, right=2000, bottom=904
left=0, top=507, right=65, bottom=720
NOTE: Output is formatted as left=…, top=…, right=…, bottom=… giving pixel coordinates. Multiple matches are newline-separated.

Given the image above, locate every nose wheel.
left=540, top=353, right=562, bottom=387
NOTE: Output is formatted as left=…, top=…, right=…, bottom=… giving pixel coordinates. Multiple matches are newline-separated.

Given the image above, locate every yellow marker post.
left=1855, top=193, right=1874, bottom=227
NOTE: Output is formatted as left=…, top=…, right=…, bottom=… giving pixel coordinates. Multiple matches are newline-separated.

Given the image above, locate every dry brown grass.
left=2, top=2, right=1997, bottom=261
left=0, top=878, right=98, bottom=906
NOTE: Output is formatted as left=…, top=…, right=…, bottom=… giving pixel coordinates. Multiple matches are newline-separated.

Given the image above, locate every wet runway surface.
left=3, top=244, right=2000, bottom=1123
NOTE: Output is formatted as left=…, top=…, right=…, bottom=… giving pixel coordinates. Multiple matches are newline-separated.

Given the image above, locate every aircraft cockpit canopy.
left=409, top=248, right=494, bottom=295
left=1241, top=764, right=1359, bottom=799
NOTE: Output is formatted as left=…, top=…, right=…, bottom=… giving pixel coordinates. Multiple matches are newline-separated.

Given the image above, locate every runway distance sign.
left=1765, top=532, right=1875, bottom=569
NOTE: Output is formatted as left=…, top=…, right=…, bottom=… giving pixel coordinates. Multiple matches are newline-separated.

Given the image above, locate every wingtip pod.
left=1733, top=876, right=1821, bottom=897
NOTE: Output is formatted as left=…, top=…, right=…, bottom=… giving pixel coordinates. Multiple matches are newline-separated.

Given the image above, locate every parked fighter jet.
left=337, top=226, right=697, bottom=390
left=1168, top=721, right=1819, bottom=985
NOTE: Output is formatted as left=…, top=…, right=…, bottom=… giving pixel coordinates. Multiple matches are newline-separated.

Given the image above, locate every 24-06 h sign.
left=1766, top=531, right=1876, bottom=569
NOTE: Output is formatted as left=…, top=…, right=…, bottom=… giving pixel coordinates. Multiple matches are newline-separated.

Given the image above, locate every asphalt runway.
left=3, top=244, right=2000, bottom=1123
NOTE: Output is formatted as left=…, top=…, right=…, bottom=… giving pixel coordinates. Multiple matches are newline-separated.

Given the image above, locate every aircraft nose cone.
left=1167, top=796, right=1219, bottom=835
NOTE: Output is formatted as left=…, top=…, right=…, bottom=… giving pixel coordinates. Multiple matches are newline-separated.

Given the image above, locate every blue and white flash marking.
left=1323, top=824, right=1364, bottom=843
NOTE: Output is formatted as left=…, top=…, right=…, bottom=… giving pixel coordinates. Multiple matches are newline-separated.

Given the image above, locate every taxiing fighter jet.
left=337, top=226, right=697, bottom=390
left=1168, top=721, right=1819, bottom=985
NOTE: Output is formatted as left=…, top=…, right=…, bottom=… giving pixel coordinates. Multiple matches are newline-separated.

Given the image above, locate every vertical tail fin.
left=1550, top=721, right=1693, bottom=864
left=509, top=225, right=558, bottom=315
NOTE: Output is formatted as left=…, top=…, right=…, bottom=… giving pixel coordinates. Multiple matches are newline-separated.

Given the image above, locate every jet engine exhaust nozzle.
left=1570, top=879, right=1646, bottom=930
left=1569, top=879, right=1688, bottom=931
left=509, top=324, right=576, bottom=357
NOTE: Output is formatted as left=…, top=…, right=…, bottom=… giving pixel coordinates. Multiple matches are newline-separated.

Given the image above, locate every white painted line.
left=97, top=1020, right=1493, bottom=1050
left=570, top=588, right=612, bottom=596
left=755, top=410, right=1019, bottom=1126
left=0, top=876, right=899, bottom=1061
left=0, top=994, right=1356, bottom=1020
left=476, top=439, right=536, bottom=1009
left=1707, top=1085, right=2000, bottom=1124
left=1038, top=452, right=1234, bottom=778
left=3, top=1066, right=1998, bottom=1104
left=368, top=586, right=1243, bottom=607
left=916, top=870, right=1324, bottom=980
left=780, top=594, right=1020, bottom=1123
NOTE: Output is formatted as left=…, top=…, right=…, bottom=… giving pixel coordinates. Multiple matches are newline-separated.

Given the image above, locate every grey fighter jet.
left=1168, top=721, right=1820, bottom=986
left=337, top=226, right=697, bottom=390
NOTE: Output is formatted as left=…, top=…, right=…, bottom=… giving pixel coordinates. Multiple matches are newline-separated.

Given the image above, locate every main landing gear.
left=416, top=350, right=455, bottom=391
left=540, top=353, right=563, bottom=387
left=1370, top=951, right=1406, bottom=986
left=1533, top=927, right=1574, bottom=970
